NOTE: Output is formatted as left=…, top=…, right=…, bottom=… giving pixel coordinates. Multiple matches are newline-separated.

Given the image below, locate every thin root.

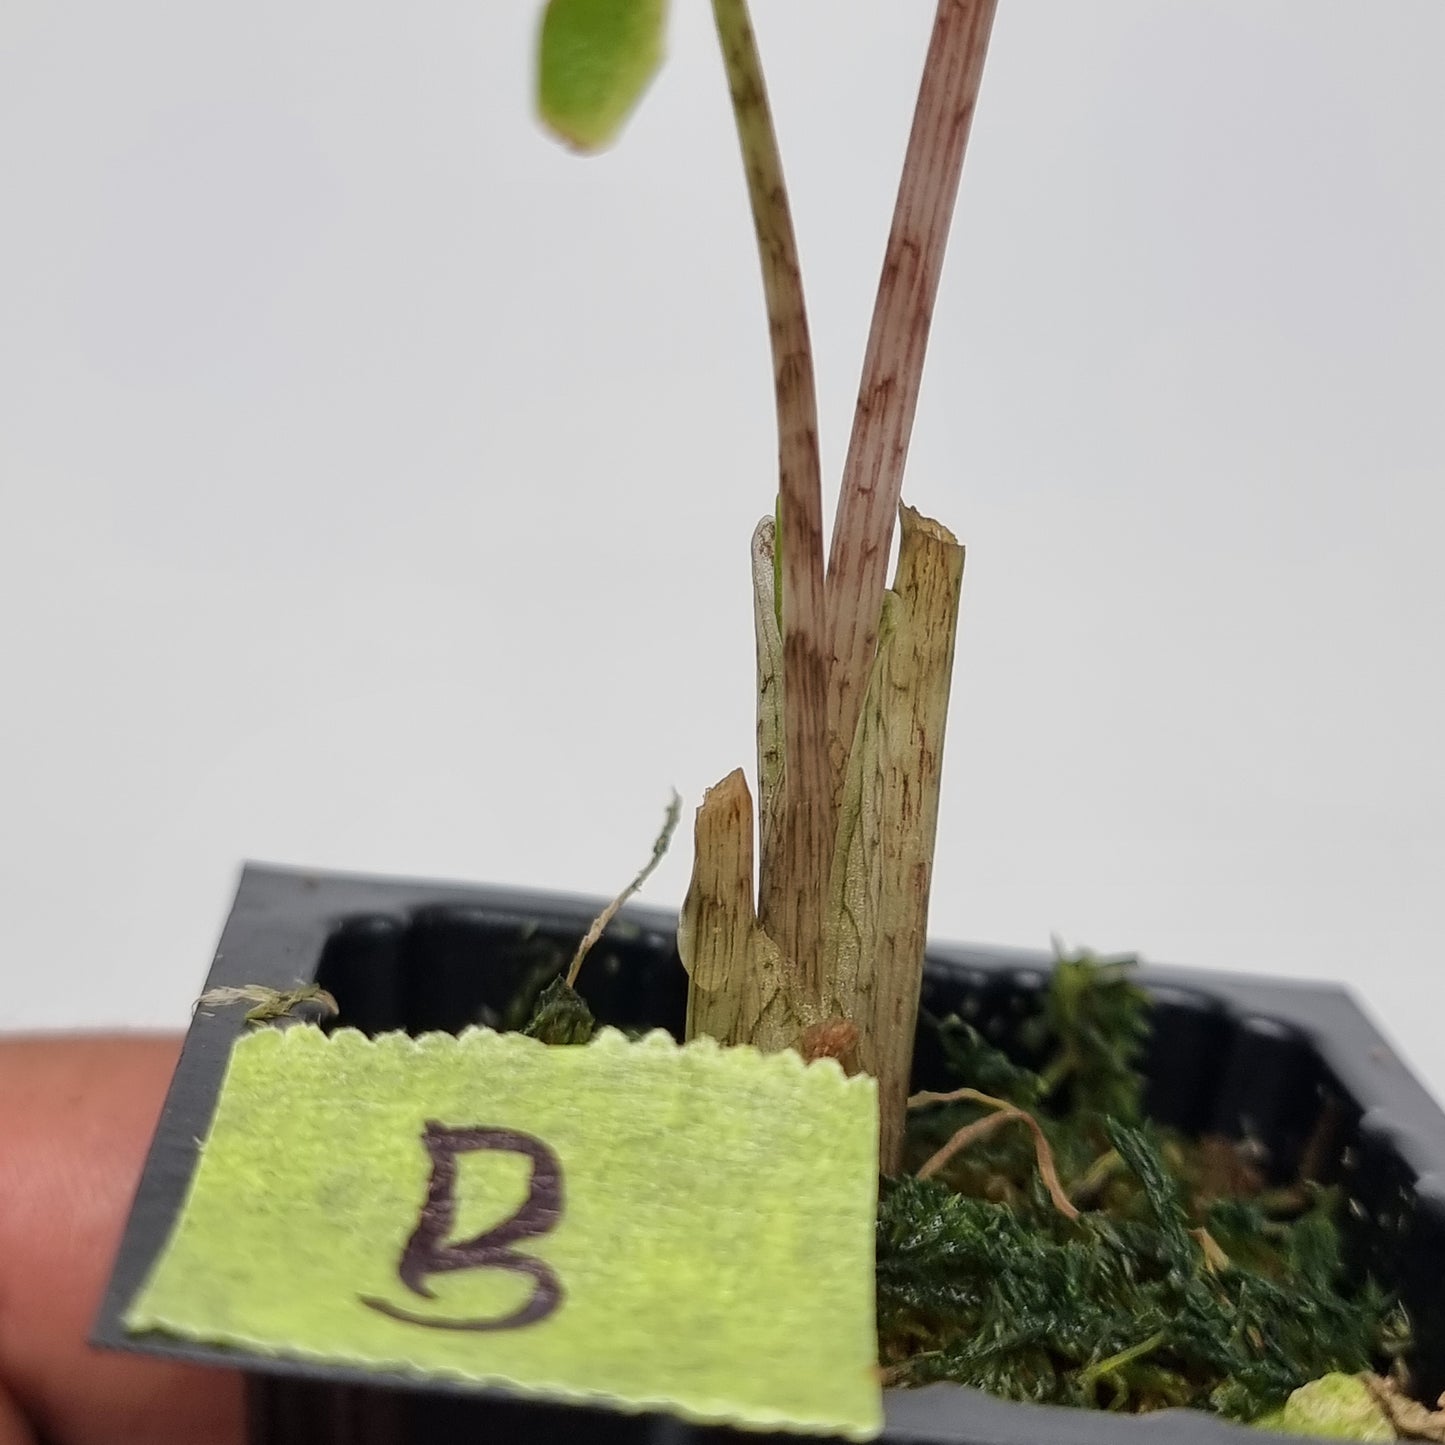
left=566, top=791, right=682, bottom=988
left=910, top=1087, right=1080, bottom=1222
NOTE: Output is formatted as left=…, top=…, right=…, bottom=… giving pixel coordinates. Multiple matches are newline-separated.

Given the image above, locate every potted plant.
left=95, top=3, right=1445, bottom=1443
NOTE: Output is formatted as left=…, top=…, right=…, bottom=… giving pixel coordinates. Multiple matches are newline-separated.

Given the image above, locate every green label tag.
left=127, top=1026, right=882, bottom=1439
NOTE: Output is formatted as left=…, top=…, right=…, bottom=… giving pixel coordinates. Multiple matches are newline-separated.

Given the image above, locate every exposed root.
left=909, top=1087, right=1079, bottom=1222
left=566, top=791, right=681, bottom=988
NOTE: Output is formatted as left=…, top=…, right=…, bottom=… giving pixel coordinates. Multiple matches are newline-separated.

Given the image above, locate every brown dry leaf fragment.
left=799, top=1018, right=860, bottom=1068
left=1190, top=1134, right=1266, bottom=1203
left=1190, top=1227, right=1231, bottom=1273
left=1364, top=1374, right=1445, bottom=1441
left=196, top=984, right=339, bottom=1024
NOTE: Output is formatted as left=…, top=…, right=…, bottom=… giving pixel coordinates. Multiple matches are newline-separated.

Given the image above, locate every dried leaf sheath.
left=751, top=515, right=785, bottom=872
left=684, top=507, right=964, bottom=1171
left=679, top=769, right=797, bottom=1052
left=825, top=507, right=965, bottom=1170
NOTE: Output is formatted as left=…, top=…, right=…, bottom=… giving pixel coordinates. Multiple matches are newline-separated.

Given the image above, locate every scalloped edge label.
left=126, top=1024, right=882, bottom=1439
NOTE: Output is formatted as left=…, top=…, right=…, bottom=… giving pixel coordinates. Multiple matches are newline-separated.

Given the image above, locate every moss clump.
left=520, top=976, right=597, bottom=1045
left=878, top=1129, right=1387, bottom=1418
left=882, top=953, right=1397, bottom=1423
left=522, top=949, right=1399, bottom=1427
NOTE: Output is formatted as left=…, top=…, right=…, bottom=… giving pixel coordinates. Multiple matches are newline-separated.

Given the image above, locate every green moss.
left=882, top=953, right=1395, bottom=1422
left=520, top=976, right=598, bottom=1045
left=523, top=949, right=1398, bottom=1425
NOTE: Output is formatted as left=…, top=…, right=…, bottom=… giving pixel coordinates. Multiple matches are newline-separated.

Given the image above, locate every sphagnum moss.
left=523, top=949, right=1398, bottom=1429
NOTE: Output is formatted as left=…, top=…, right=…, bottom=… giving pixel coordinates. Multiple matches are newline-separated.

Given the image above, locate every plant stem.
left=1077, top=1331, right=1168, bottom=1394
left=826, top=0, right=998, bottom=768
left=710, top=0, right=832, bottom=993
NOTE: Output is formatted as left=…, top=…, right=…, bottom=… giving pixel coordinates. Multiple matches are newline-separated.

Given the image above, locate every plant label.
left=125, top=1024, right=882, bottom=1439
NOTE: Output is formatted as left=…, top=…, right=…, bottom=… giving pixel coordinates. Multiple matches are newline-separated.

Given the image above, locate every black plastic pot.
left=96, top=863, right=1445, bottom=1445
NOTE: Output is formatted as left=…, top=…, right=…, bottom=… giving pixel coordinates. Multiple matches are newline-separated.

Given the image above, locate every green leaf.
left=537, top=0, right=669, bottom=152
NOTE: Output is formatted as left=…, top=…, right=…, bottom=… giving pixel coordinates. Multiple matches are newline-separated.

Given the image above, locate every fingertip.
left=0, top=1035, right=244, bottom=1445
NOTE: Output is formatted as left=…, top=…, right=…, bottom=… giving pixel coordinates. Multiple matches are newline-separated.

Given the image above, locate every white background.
left=1, top=4, right=1441, bottom=1092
